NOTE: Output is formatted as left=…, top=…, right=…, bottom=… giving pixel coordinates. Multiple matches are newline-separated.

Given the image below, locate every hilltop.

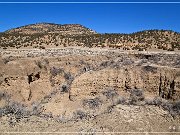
left=5, top=23, right=97, bottom=35
left=0, top=23, right=180, bottom=51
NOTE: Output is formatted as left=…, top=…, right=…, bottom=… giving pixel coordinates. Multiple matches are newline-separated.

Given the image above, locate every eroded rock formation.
left=0, top=48, right=180, bottom=119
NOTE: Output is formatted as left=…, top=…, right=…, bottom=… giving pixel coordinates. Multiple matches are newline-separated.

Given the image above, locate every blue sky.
left=0, top=1, right=180, bottom=33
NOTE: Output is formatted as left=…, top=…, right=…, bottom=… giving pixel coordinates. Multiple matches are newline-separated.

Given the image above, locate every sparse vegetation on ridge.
left=0, top=23, right=179, bottom=51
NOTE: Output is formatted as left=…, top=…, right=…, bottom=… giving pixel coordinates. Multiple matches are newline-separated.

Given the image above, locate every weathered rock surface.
left=0, top=48, right=180, bottom=133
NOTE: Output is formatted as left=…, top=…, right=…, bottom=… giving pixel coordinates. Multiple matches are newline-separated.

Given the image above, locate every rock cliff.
left=0, top=48, right=180, bottom=118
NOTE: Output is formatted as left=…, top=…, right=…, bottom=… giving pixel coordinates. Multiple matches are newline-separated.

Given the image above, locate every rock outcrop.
left=0, top=48, right=180, bottom=118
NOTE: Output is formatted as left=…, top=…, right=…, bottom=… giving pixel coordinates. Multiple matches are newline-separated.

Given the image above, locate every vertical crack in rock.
left=28, top=89, right=32, bottom=101
left=63, top=72, right=74, bottom=101
left=28, top=74, right=33, bottom=84
left=124, top=68, right=131, bottom=90
left=159, top=74, right=162, bottom=97
left=159, top=73, right=176, bottom=100
left=35, top=73, right=40, bottom=80
left=167, top=80, right=175, bottom=99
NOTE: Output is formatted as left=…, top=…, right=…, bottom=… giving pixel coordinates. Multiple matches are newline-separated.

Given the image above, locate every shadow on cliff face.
left=27, top=72, right=40, bottom=84
left=142, top=65, right=158, bottom=73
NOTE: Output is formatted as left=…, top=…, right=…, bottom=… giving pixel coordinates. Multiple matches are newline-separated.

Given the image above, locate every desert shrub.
left=49, top=76, right=55, bottom=86
left=83, top=97, right=102, bottom=109
left=152, top=97, right=163, bottom=106
left=0, top=92, right=10, bottom=117
left=41, top=95, right=52, bottom=104
left=82, top=65, right=93, bottom=72
left=149, top=55, right=161, bottom=63
left=2, top=56, right=14, bottom=64
left=122, top=58, right=134, bottom=66
left=137, top=59, right=148, bottom=66
left=54, top=114, right=70, bottom=123
left=100, top=60, right=114, bottom=68
left=114, top=58, right=133, bottom=67
left=174, top=57, right=180, bottom=68
left=106, top=105, right=115, bottom=113
left=79, top=60, right=93, bottom=72
left=41, top=58, right=49, bottom=70
left=43, top=58, right=49, bottom=65
left=7, top=115, right=18, bottom=126
left=0, top=109, right=4, bottom=117
left=50, top=90, right=58, bottom=96
left=162, top=101, right=180, bottom=117
left=0, top=74, right=3, bottom=85
left=41, top=90, right=58, bottom=104
left=116, top=96, right=127, bottom=105
left=50, top=67, right=63, bottom=77
left=142, top=65, right=157, bottom=73
left=145, top=99, right=155, bottom=105
left=0, top=102, right=30, bottom=124
left=2, top=57, right=9, bottom=64
left=145, top=97, right=164, bottom=106
left=145, top=97, right=180, bottom=117
left=73, top=110, right=87, bottom=120
left=64, top=72, right=74, bottom=81
left=39, top=113, right=53, bottom=120
left=130, top=89, right=144, bottom=97
left=35, top=58, right=49, bottom=70
left=0, top=91, right=10, bottom=101
left=31, top=102, right=43, bottom=116
left=169, top=101, right=180, bottom=116
left=5, top=102, right=28, bottom=116
left=102, top=88, right=118, bottom=100
left=140, top=59, right=148, bottom=63
left=79, top=60, right=86, bottom=65
left=129, top=89, right=144, bottom=105
left=61, top=84, right=68, bottom=93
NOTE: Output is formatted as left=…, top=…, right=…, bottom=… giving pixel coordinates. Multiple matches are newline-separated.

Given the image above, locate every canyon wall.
left=0, top=48, right=180, bottom=117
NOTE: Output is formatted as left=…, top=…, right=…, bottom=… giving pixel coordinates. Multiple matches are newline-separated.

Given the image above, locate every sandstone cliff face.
left=70, top=66, right=180, bottom=101
left=0, top=48, right=180, bottom=117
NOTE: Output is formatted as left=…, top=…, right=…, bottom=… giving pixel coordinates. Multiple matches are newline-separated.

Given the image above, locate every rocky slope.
left=0, top=23, right=179, bottom=51
left=1, top=105, right=180, bottom=134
